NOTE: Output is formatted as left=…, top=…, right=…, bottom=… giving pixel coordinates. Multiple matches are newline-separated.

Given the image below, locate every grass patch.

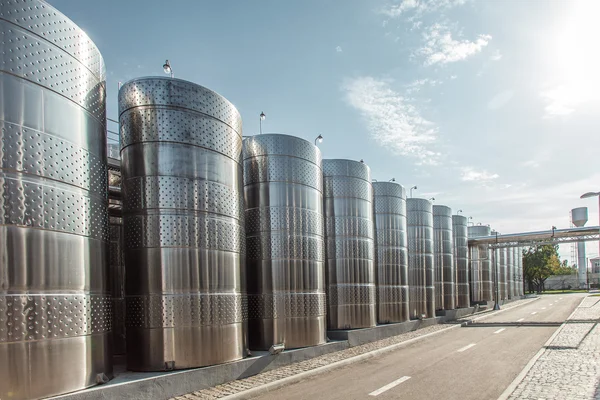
left=534, top=289, right=589, bottom=295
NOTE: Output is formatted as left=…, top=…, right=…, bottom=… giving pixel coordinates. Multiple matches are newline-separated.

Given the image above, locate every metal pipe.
left=468, top=226, right=600, bottom=246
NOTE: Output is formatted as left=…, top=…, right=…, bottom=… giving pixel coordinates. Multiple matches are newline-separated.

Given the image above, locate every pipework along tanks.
left=407, top=198, right=434, bottom=318
left=372, top=182, right=409, bottom=323
left=452, top=215, right=470, bottom=308
left=119, top=78, right=245, bottom=370
left=468, top=226, right=492, bottom=303
left=433, top=205, right=455, bottom=310
left=243, top=134, right=326, bottom=349
left=0, top=2, right=112, bottom=398
left=323, top=159, right=376, bottom=329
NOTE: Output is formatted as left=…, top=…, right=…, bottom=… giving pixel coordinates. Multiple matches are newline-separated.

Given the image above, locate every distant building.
left=590, top=257, right=600, bottom=288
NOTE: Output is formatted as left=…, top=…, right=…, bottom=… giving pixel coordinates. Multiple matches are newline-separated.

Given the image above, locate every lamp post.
left=428, top=197, right=435, bottom=201
left=163, top=60, right=174, bottom=78
left=389, top=178, right=395, bottom=182
left=314, top=134, right=323, bottom=146
left=410, top=186, right=417, bottom=198
left=259, top=112, right=266, bottom=134
left=457, top=209, right=463, bottom=214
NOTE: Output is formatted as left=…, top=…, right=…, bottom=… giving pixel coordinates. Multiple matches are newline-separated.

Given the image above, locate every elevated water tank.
left=0, top=2, right=112, bottom=398
left=119, top=78, right=246, bottom=370
left=452, top=215, right=470, bottom=308
left=372, top=182, right=409, bottom=323
left=323, top=159, right=376, bottom=329
left=433, top=205, right=455, bottom=310
left=571, top=207, right=588, bottom=288
left=243, top=134, right=326, bottom=349
left=407, top=198, right=434, bottom=318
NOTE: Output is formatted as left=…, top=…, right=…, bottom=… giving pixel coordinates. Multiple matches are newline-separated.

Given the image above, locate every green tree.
left=523, top=244, right=561, bottom=293
left=552, top=259, right=577, bottom=276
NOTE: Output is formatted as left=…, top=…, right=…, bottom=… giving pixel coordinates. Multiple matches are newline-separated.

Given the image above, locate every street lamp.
left=259, top=112, right=266, bottom=134
left=429, top=197, right=435, bottom=201
left=468, top=216, right=473, bottom=226
left=389, top=178, right=395, bottom=182
left=410, top=185, right=417, bottom=198
left=163, top=60, right=174, bottom=78
left=457, top=209, right=463, bottom=214
left=314, top=134, right=323, bottom=145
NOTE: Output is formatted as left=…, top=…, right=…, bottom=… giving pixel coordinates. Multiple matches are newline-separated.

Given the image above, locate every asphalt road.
left=252, top=294, right=585, bottom=400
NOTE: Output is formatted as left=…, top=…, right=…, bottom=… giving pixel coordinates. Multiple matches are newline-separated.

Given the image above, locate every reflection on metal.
left=467, top=226, right=600, bottom=247
left=109, top=203, right=126, bottom=355
left=468, top=226, right=492, bottom=302
left=0, top=2, right=112, bottom=398
left=323, top=159, right=376, bottom=329
left=433, top=205, right=455, bottom=310
left=372, top=182, right=409, bottom=323
left=407, top=199, right=434, bottom=318
left=515, top=247, right=523, bottom=297
left=452, top=215, right=470, bottom=308
left=119, top=78, right=245, bottom=370
left=507, top=247, right=514, bottom=299
left=498, top=248, right=507, bottom=300
left=243, top=134, right=326, bottom=349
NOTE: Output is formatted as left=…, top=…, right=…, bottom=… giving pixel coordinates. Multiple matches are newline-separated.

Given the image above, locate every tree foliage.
left=523, top=245, right=561, bottom=293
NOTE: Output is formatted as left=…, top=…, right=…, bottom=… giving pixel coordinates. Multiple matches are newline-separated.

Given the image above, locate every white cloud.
left=381, top=0, right=469, bottom=18
left=487, top=89, right=514, bottom=110
left=415, top=23, right=491, bottom=66
left=450, top=75, right=457, bottom=79
left=405, top=78, right=441, bottom=94
left=521, top=160, right=540, bottom=168
left=342, top=76, right=439, bottom=164
left=541, top=84, right=600, bottom=118
left=461, top=167, right=499, bottom=182
left=336, top=46, right=343, bottom=53
left=490, top=49, right=502, bottom=61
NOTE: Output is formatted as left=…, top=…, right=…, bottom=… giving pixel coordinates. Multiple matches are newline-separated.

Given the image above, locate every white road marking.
left=369, top=376, right=411, bottom=396
left=494, top=328, right=506, bottom=334
left=517, top=318, right=525, bottom=322
left=531, top=312, right=537, bottom=315
left=457, top=343, right=477, bottom=353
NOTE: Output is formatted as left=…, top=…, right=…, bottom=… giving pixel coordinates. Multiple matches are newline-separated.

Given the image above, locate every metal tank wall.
left=0, top=2, right=112, bottom=399
left=243, top=134, right=326, bottom=349
left=498, top=248, right=507, bottom=301
left=323, top=159, right=376, bottom=329
left=372, top=182, right=409, bottom=323
left=452, top=215, right=470, bottom=308
left=433, top=206, right=455, bottom=310
left=507, top=248, right=514, bottom=299
left=468, top=226, right=492, bottom=303
left=516, top=247, right=523, bottom=297
left=119, top=78, right=245, bottom=370
left=407, top=198, right=435, bottom=318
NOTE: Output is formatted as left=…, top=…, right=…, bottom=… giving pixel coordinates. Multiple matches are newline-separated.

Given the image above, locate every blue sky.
left=49, top=0, right=600, bottom=261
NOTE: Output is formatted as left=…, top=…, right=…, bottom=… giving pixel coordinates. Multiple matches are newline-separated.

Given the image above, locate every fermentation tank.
left=468, top=226, right=492, bottom=303
left=452, top=215, right=470, bottom=308
left=515, top=247, right=523, bottom=297
left=498, top=248, right=507, bottom=301
left=323, top=159, right=376, bottom=329
left=0, top=2, right=112, bottom=398
left=433, top=205, right=455, bottom=310
left=244, top=134, right=326, bottom=349
left=407, top=198, right=434, bottom=318
left=507, top=247, right=514, bottom=299
left=119, top=78, right=245, bottom=370
left=372, top=182, right=409, bottom=323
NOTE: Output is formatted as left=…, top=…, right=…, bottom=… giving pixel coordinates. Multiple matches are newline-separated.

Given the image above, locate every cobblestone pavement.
left=173, top=299, right=534, bottom=400
left=508, top=296, right=600, bottom=400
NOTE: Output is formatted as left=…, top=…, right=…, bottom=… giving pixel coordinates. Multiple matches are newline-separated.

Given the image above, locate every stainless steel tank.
left=468, top=226, right=492, bottom=303
left=119, top=78, right=245, bottom=370
left=516, top=247, right=523, bottom=297
left=507, top=247, right=514, bottom=299
left=498, top=248, right=507, bottom=301
left=433, top=205, right=455, bottom=310
left=407, top=198, right=434, bottom=318
left=372, top=182, right=409, bottom=323
left=243, top=134, right=326, bottom=349
left=323, top=159, right=376, bottom=329
left=452, top=215, right=470, bottom=308
left=0, top=2, right=112, bottom=398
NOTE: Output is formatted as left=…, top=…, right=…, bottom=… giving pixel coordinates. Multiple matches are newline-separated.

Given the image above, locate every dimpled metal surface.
left=0, top=1, right=111, bottom=398
left=433, top=205, right=455, bottom=310
left=507, top=246, right=514, bottom=299
left=119, top=77, right=245, bottom=370
left=498, top=248, right=507, bottom=300
left=323, top=159, right=376, bottom=329
left=452, top=215, right=470, bottom=308
left=407, top=198, right=434, bottom=318
left=372, top=182, right=409, bottom=323
left=243, top=134, right=326, bottom=349
left=515, top=247, right=523, bottom=297
left=468, top=225, right=492, bottom=303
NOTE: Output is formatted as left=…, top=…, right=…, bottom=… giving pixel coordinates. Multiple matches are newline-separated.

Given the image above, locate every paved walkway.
left=174, top=299, right=534, bottom=400
left=507, top=296, right=600, bottom=400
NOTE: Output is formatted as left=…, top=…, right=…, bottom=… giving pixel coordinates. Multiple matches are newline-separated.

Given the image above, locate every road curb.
left=221, top=298, right=538, bottom=400
left=496, top=295, right=587, bottom=400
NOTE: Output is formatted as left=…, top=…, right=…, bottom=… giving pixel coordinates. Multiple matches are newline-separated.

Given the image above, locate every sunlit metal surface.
left=407, top=198, right=434, bottom=318
left=468, top=226, right=492, bottom=302
left=498, top=248, right=507, bottom=300
left=119, top=77, right=245, bottom=370
left=323, top=159, right=376, bottom=329
left=372, top=182, right=409, bottom=323
left=0, top=2, right=112, bottom=398
left=452, top=215, right=470, bottom=308
left=243, top=134, right=326, bottom=349
left=507, top=246, right=515, bottom=299
left=433, top=205, right=455, bottom=310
